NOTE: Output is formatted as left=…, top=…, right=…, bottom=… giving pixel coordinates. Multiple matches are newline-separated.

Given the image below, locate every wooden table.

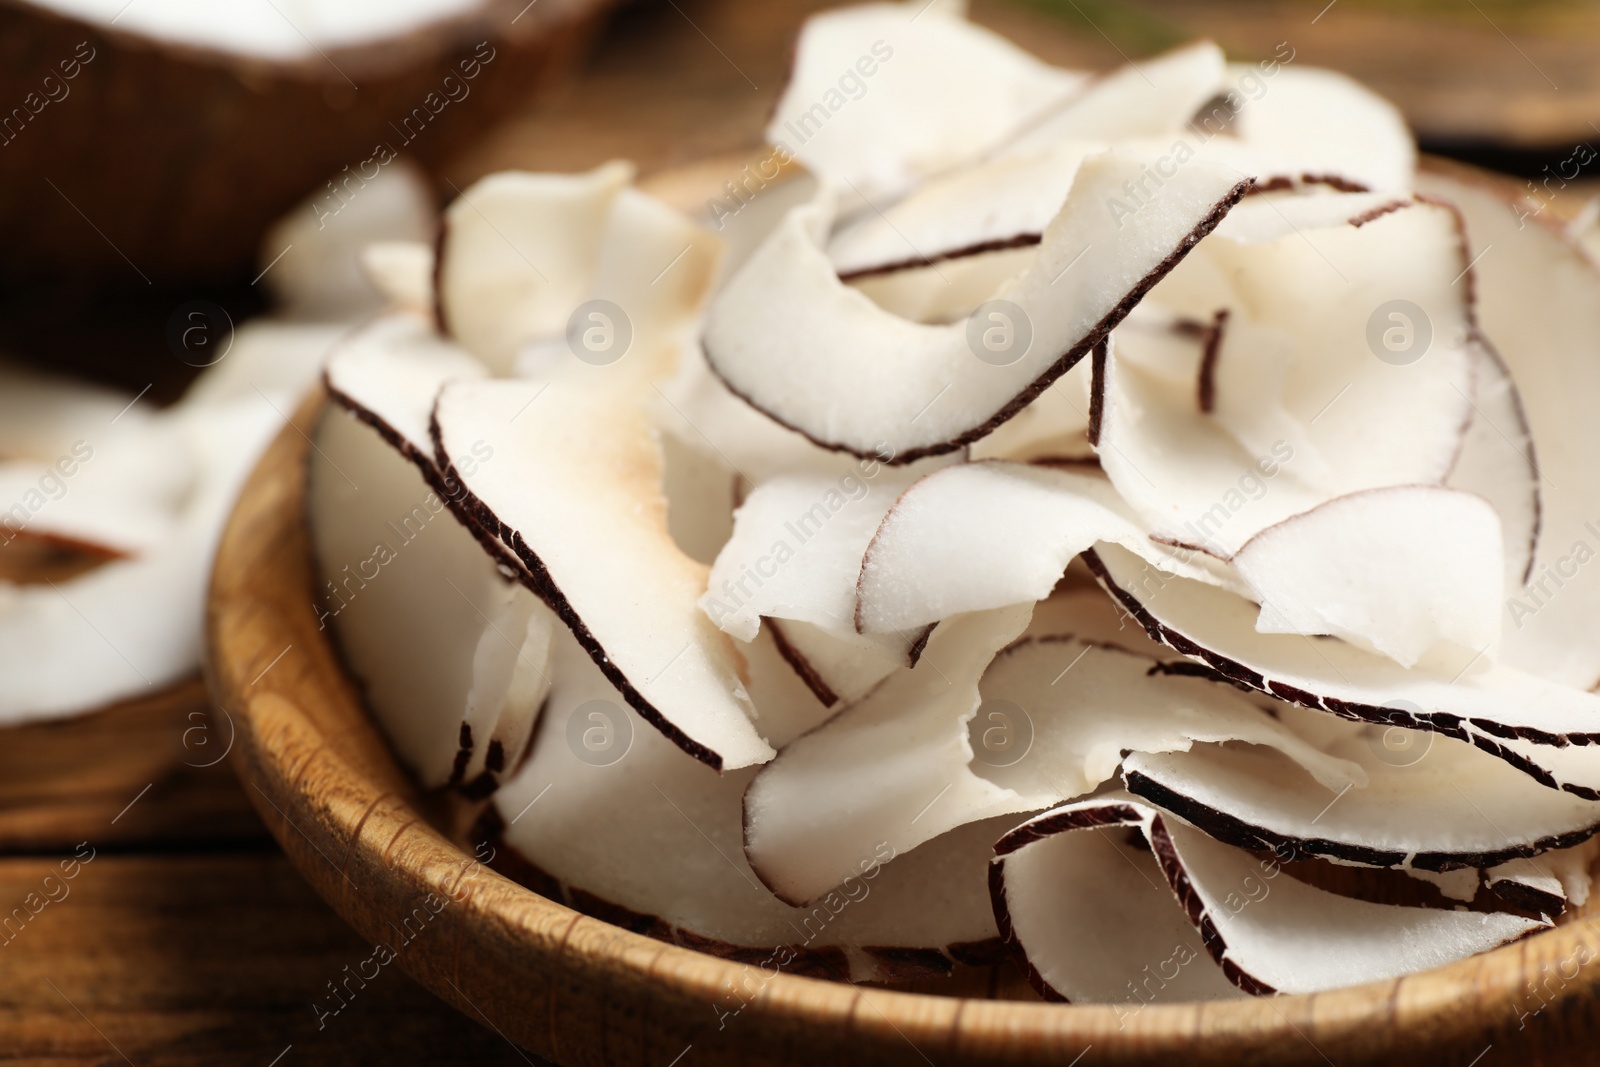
left=2, top=0, right=1595, bottom=1062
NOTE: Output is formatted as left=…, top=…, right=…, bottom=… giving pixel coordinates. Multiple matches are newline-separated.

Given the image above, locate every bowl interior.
left=205, top=162, right=1600, bottom=1067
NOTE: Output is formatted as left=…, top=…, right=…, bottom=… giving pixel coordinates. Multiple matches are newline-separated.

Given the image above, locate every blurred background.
left=0, top=0, right=1593, bottom=1061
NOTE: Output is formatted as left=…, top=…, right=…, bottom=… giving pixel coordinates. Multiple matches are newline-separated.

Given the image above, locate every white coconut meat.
left=1102, top=197, right=1477, bottom=556
left=966, top=357, right=1094, bottom=463
left=989, top=798, right=1242, bottom=1004
left=1416, top=168, right=1600, bottom=692
left=435, top=162, right=634, bottom=374
left=432, top=377, right=772, bottom=771
left=848, top=246, right=1040, bottom=325
left=744, top=605, right=1362, bottom=907
left=323, top=312, right=486, bottom=461
left=494, top=624, right=1008, bottom=981
left=1121, top=711, right=1600, bottom=873
left=703, top=471, right=916, bottom=642
left=652, top=341, right=967, bottom=497
left=1228, top=486, right=1505, bottom=669
left=39, top=0, right=489, bottom=59
left=0, top=364, right=196, bottom=557
left=703, top=150, right=1251, bottom=462
left=1088, top=543, right=1600, bottom=789
left=994, top=796, right=1540, bottom=998
left=1484, top=839, right=1598, bottom=916
left=1001, top=41, right=1226, bottom=156
left=660, top=430, right=737, bottom=567
left=579, top=186, right=724, bottom=361
left=833, top=43, right=1403, bottom=280
left=767, top=1, right=1082, bottom=208
left=827, top=142, right=1099, bottom=278
left=1226, top=65, right=1416, bottom=194
left=0, top=391, right=282, bottom=722
left=764, top=617, right=902, bottom=709
left=261, top=159, right=436, bottom=322
left=1096, top=336, right=1327, bottom=557
left=454, top=171, right=722, bottom=382
left=309, top=405, right=552, bottom=793
left=361, top=241, right=435, bottom=317
left=854, top=460, right=1238, bottom=637
left=317, top=313, right=557, bottom=791
left=1445, top=341, right=1540, bottom=591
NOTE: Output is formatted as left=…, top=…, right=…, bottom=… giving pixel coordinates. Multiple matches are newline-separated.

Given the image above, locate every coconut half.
left=0, top=391, right=282, bottom=721
left=703, top=150, right=1251, bottom=462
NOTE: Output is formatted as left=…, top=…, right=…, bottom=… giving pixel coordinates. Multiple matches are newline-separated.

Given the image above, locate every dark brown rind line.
left=1195, top=307, right=1229, bottom=414
left=704, top=177, right=1256, bottom=467
left=1123, top=768, right=1600, bottom=874
left=1081, top=548, right=1600, bottom=798
left=766, top=617, right=840, bottom=707
left=836, top=232, right=1044, bottom=282
left=428, top=401, right=728, bottom=772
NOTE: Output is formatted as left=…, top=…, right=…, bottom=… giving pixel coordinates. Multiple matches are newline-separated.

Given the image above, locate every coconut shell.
left=0, top=0, right=613, bottom=291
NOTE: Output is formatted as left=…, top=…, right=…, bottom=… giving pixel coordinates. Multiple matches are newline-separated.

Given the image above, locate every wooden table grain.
left=3, top=0, right=1597, bottom=1063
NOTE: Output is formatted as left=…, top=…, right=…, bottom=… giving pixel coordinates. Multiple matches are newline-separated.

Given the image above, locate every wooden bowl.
left=207, top=166, right=1600, bottom=1067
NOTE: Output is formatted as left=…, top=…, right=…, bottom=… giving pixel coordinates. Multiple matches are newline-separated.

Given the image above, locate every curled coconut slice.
left=1121, top=701, right=1600, bottom=874
left=435, top=162, right=633, bottom=373
left=744, top=604, right=1361, bottom=907
left=1416, top=167, right=1600, bottom=692
left=437, top=163, right=721, bottom=379
left=1102, top=195, right=1477, bottom=556
left=1484, top=841, right=1598, bottom=917
left=361, top=240, right=435, bottom=317
left=1444, top=340, right=1540, bottom=591
left=1228, top=485, right=1505, bottom=669
left=313, top=337, right=553, bottom=793
left=993, top=795, right=1541, bottom=998
left=703, top=150, right=1251, bottom=463
left=844, top=245, right=1041, bottom=328
left=433, top=377, right=772, bottom=771
left=492, top=622, right=1008, bottom=982
left=1001, top=41, right=1226, bottom=157
left=854, top=460, right=1241, bottom=640
left=321, top=311, right=527, bottom=580
left=1087, top=543, right=1600, bottom=793
left=1224, top=65, right=1416, bottom=194
left=703, top=470, right=919, bottom=643
left=767, top=0, right=1082, bottom=208
left=764, top=617, right=902, bottom=709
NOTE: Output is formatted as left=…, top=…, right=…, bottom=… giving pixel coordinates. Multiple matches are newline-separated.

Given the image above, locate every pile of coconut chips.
left=309, top=1, right=1600, bottom=1002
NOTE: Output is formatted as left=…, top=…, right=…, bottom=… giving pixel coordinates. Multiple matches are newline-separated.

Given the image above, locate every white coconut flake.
left=1229, top=486, right=1505, bottom=668
left=744, top=606, right=1361, bottom=907
left=704, top=150, right=1250, bottom=462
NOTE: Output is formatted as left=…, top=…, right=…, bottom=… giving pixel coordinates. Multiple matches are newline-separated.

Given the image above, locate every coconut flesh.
left=38, top=0, right=486, bottom=59
left=288, top=0, right=1600, bottom=1002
